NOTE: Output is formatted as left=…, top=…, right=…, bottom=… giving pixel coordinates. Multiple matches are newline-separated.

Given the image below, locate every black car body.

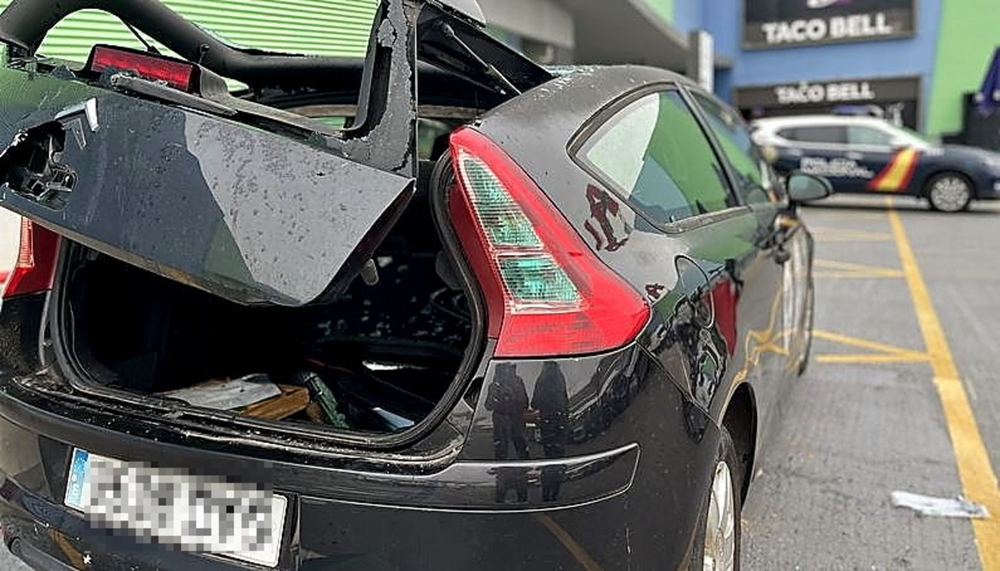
left=0, top=0, right=823, bottom=569
left=752, top=114, right=1000, bottom=212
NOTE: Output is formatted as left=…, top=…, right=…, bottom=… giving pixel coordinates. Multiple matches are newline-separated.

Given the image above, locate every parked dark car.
left=752, top=114, right=1000, bottom=212
left=0, top=0, right=829, bottom=569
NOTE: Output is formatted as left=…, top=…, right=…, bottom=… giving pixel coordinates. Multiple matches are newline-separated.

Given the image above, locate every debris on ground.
left=890, top=491, right=989, bottom=519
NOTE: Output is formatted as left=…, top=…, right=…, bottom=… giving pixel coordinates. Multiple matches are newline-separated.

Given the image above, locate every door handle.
left=845, top=151, right=864, bottom=160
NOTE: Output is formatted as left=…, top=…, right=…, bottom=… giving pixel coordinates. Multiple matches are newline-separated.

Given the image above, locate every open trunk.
left=56, top=163, right=480, bottom=436
left=0, top=0, right=553, bottom=444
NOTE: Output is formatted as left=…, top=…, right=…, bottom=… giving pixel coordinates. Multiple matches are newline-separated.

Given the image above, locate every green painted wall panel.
left=926, top=0, right=1000, bottom=137
left=642, top=0, right=674, bottom=24
left=0, top=0, right=378, bottom=64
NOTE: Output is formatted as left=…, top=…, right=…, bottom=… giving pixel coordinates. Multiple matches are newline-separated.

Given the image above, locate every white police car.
left=752, top=115, right=1000, bottom=212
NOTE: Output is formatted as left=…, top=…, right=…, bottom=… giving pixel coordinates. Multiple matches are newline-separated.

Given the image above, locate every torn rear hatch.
left=0, top=0, right=551, bottom=308
left=0, top=82, right=413, bottom=306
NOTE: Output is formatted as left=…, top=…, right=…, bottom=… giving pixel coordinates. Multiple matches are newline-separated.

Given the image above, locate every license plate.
left=64, top=448, right=286, bottom=567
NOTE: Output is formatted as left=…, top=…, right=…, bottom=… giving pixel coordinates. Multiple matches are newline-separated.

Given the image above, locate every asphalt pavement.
left=743, top=194, right=1000, bottom=570
left=1, top=195, right=998, bottom=570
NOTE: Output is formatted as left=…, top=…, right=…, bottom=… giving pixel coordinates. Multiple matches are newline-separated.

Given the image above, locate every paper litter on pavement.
left=890, top=491, right=990, bottom=519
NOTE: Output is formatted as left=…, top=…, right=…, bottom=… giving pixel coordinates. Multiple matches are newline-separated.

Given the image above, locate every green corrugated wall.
left=0, top=0, right=378, bottom=62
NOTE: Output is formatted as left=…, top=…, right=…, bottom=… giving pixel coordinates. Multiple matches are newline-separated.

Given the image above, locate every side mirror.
left=787, top=172, right=832, bottom=203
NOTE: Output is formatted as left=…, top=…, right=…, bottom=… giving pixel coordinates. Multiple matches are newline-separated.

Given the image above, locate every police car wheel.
left=926, top=173, right=972, bottom=213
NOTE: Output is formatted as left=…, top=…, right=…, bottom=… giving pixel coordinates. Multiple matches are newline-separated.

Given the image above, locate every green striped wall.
left=642, top=0, right=674, bottom=24
left=0, top=0, right=378, bottom=63
left=926, top=0, right=1000, bottom=137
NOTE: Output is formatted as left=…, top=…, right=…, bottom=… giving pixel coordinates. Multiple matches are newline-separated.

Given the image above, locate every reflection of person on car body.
left=531, top=361, right=569, bottom=502
left=487, top=363, right=530, bottom=503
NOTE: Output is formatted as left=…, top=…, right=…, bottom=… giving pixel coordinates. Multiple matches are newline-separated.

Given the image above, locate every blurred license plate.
left=64, top=448, right=286, bottom=567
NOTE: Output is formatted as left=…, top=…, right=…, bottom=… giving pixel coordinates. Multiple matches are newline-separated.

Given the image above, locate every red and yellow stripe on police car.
left=867, top=148, right=920, bottom=192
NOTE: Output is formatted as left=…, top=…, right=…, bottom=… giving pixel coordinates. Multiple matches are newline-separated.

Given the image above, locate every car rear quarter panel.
left=463, top=65, right=791, bottom=557
left=471, top=67, right=783, bottom=426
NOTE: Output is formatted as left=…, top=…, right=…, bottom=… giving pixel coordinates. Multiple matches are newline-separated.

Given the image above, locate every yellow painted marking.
left=534, top=514, right=603, bottom=571
left=814, top=271, right=905, bottom=279
left=808, top=226, right=894, bottom=242
left=817, top=353, right=930, bottom=364
left=814, top=329, right=929, bottom=364
left=887, top=197, right=1000, bottom=570
left=814, top=259, right=904, bottom=279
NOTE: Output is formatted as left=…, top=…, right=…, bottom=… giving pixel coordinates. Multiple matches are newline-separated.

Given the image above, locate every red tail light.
left=448, top=127, right=650, bottom=358
left=88, top=45, right=197, bottom=92
left=3, top=218, right=59, bottom=298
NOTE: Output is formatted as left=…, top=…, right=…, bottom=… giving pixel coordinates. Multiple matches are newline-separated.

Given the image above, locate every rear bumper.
left=0, top=472, right=644, bottom=571
left=0, top=368, right=716, bottom=570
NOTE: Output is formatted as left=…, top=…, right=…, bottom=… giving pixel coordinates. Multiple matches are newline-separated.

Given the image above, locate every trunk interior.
left=56, top=159, right=478, bottom=436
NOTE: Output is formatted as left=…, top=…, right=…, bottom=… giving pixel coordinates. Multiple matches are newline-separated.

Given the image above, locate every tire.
left=689, top=428, right=743, bottom=571
left=797, top=277, right=815, bottom=377
left=925, top=172, right=973, bottom=213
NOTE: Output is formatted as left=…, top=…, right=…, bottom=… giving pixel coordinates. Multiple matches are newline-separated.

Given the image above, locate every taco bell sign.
left=744, top=0, right=915, bottom=49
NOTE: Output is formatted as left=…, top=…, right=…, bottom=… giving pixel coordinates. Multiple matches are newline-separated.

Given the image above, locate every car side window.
left=847, top=125, right=894, bottom=147
left=577, top=90, right=736, bottom=225
left=778, top=125, right=848, bottom=145
left=691, top=92, right=781, bottom=204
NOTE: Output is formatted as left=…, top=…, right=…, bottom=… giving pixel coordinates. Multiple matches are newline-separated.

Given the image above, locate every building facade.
left=0, top=0, right=994, bottom=138
left=694, top=0, right=1000, bottom=137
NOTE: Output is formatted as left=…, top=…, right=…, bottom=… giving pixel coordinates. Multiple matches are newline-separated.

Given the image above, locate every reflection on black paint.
left=645, top=283, right=666, bottom=300
left=583, top=184, right=630, bottom=251
left=531, top=362, right=569, bottom=502
left=486, top=363, right=529, bottom=503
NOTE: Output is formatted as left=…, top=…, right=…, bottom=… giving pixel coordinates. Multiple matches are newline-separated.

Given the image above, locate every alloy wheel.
left=929, top=175, right=971, bottom=212
left=703, top=461, right=737, bottom=571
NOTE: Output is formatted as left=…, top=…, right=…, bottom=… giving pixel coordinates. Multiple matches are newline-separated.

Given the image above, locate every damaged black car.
left=0, top=0, right=829, bottom=569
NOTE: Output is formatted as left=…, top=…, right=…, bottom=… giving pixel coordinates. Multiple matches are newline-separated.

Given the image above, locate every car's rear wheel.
left=691, top=428, right=742, bottom=571
left=926, top=172, right=973, bottom=212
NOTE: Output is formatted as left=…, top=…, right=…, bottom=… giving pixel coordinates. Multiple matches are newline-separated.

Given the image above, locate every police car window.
left=691, top=92, right=780, bottom=204
left=779, top=126, right=848, bottom=145
left=848, top=126, right=894, bottom=146
left=578, top=90, right=735, bottom=225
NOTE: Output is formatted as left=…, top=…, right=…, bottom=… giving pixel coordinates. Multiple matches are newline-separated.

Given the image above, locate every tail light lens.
left=87, top=45, right=197, bottom=92
left=449, top=127, right=650, bottom=358
left=3, top=218, right=59, bottom=298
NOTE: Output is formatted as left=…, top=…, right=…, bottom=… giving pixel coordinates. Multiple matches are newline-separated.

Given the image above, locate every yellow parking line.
left=814, top=259, right=905, bottom=279
left=814, top=329, right=928, bottom=359
left=534, top=514, right=603, bottom=571
left=887, top=198, right=1000, bottom=569
left=808, top=226, right=894, bottom=242
left=817, top=353, right=930, bottom=364
left=814, top=271, right=906, bottom=279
